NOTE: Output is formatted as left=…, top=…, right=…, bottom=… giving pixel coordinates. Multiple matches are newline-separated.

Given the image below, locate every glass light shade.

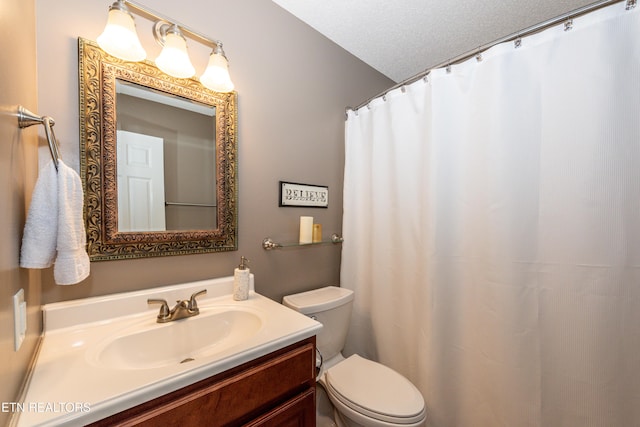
left=200, top=51, right=235, bottom=93
left=155, top=31, right=196, bottom=78
left=97, top=8, right=146, bottom=62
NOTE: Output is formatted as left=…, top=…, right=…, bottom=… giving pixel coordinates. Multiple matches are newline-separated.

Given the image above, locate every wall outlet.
left=13, top=289, right=26, bottom=351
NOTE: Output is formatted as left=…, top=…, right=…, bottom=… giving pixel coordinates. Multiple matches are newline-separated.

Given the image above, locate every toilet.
left=283, top=286, right=426, bottom=427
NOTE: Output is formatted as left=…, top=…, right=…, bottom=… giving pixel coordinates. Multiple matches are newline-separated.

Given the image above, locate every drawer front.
left=244, top=388, right=315, bottom=427
left=92, top=338, right=316, bottom=427
left=202, top=341, right=316, bottom=424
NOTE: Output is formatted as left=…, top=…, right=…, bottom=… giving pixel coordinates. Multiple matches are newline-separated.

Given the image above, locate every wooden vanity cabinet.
left=88, top=337, right=316, bottom=427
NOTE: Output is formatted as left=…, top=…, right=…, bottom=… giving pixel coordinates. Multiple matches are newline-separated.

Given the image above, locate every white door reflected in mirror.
left=117, top=130, right=166, bottom=232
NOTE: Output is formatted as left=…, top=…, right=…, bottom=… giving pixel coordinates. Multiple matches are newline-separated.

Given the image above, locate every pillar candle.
left=299, top=216, right=313, bottom=244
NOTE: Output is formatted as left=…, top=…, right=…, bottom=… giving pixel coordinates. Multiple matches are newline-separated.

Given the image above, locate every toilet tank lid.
left=282, top=286, right=354, bottom=315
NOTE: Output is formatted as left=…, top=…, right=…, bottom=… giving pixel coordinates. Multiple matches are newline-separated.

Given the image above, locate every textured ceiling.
left=272, top=0, right=599, bottom=82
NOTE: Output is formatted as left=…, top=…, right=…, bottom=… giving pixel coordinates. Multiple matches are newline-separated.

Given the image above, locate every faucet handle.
left=147, top=298, right=170, bottom=320
left=188, top=289, right=207, bottom=312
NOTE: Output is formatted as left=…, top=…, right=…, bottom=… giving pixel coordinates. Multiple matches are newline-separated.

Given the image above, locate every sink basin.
left=91, top=307, right=263, bottom=370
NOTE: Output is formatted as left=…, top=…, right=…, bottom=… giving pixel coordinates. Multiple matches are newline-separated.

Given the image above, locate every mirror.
left=78, top=38, right=237, bottom=260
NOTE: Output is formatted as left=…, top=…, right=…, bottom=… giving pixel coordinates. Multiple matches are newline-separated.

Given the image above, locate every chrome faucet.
left=147, top=289, right=207, bottom=323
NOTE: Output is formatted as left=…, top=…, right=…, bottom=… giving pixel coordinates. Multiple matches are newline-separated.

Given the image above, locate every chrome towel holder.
left=17, top=105, right=61, bottom=171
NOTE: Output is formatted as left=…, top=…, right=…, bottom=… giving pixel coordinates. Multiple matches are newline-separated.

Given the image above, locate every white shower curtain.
left=342, top=4, right=640, bottom=427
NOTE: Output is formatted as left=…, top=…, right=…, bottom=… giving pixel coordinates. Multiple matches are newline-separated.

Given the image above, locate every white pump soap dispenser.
left=233, top=256, right=250, bottom=301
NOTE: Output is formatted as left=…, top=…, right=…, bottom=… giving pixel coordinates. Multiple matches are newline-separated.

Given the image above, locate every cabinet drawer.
left=244, top=388, right=315, bottom=427
left=90, top=337, right=316, bottom=427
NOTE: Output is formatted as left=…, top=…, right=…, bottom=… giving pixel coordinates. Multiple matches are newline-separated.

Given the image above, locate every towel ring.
left=17, top=106, right=61, bottom=171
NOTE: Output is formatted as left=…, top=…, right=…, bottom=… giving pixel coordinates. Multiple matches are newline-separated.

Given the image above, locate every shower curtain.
left=341, top=4, right=640, bottom=427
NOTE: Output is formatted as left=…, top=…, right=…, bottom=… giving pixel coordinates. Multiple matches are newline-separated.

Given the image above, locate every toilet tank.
left=282, top=286, right=354, bottom=362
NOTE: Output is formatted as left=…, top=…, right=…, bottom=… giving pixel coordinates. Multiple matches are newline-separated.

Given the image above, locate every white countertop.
left=13, top=276, right=321, bottom=427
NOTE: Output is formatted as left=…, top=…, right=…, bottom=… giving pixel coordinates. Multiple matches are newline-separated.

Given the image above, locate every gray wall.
left=0, top=1, right=42, bottom=425
left=36, top=0, right=393, bottom=305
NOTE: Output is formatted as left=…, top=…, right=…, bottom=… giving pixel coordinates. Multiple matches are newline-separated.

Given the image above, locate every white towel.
left=53, top=160, right=90, bottom=285
left=20, top=160, right=58, bottom=268
left=20, top=160, right=90, bottom=285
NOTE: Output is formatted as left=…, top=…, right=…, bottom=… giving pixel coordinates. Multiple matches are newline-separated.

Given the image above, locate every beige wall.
left=36, top=0, right=393, bottom=304
left=0, top=0, right=43, bottom=425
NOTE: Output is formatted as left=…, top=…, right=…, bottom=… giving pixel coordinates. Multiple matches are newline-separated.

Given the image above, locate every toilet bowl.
left=283, top=286, right=426, bottom=427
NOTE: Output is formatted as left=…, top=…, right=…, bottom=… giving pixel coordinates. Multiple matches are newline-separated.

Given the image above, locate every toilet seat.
left=324, top=354, right=425, bottom=425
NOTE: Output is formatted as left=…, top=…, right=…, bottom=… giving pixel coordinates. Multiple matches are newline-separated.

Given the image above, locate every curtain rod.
left=349, top=0, right=633, bottom=112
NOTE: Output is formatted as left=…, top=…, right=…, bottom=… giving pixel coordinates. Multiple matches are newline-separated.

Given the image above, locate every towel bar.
left=165, top=201, right=217, bottom=208
left=17, top=105, right=61, bottom=171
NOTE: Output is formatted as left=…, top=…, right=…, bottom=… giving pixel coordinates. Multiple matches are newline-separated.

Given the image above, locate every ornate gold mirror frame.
left=78, top=38, right=237, bottom=261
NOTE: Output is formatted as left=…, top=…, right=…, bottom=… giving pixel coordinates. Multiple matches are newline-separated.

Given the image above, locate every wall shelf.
left=262, top=234, right=344, bottom=250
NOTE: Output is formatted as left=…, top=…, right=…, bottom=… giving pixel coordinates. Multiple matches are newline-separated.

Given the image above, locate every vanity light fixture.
left=97, top=0, right=235, bottom=92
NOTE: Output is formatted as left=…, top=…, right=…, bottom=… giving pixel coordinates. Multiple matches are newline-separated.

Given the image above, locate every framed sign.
left=279, top=181, right=329, bottom=208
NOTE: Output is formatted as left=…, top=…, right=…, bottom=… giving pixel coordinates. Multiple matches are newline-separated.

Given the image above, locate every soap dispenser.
left=233, top=256, right=250, bottom=301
